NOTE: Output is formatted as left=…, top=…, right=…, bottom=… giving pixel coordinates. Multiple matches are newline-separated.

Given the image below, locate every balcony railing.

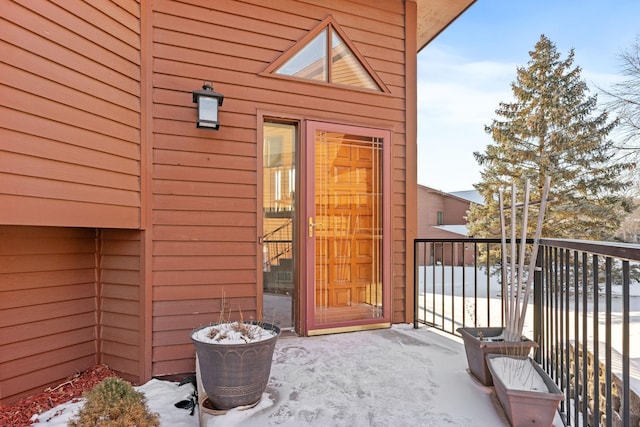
left=414, top=237, right=640, bottom=427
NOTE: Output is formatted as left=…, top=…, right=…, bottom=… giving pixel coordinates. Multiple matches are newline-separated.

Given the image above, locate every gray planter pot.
left=487, top=354, right=564, bottom=427
left=457, top=327, right=538, bottom=386
left=191, top=322, right=280, bottom=410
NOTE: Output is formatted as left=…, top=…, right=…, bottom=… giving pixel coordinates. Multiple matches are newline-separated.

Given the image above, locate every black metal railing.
left=413, top=238, right=518, bottom=334
left=414, top=237, right=640, bottom=427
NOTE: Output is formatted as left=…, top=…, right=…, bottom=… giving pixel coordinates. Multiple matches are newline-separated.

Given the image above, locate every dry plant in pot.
left=458, top=177, right=550, bottom=386
left=475, top=178, right=563, bottom=427
left=190, top=295, right=280, bottom=412
left=486, top=353, right=564, bottom=427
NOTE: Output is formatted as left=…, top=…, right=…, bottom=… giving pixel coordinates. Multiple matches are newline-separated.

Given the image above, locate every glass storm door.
left=305, top=122, right=391, bottom=334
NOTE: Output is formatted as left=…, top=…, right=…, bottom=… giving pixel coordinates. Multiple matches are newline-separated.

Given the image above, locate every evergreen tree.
left=468, top=35, right=633, bottom=241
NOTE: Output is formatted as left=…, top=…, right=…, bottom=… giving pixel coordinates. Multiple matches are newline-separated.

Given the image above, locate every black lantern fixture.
left=192, top=81, right=224, bottom=130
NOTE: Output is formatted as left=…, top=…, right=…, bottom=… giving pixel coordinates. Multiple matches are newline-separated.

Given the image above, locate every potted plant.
left=457, top=327, right=538, bottom=386
left=487, top=354, right=564, bottom=427
left=458, top=178, right=550, bottom=386
left=191, top=298, right=281, bottom=411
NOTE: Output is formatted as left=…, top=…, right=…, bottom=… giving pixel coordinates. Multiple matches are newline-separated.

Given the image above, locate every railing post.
left=414, top=239, right=419, bottom=329
left=533, top=245, right=543, bottom=364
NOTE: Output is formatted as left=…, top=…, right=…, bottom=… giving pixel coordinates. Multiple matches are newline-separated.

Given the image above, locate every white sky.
left=418, top=0, right=640, bottom=192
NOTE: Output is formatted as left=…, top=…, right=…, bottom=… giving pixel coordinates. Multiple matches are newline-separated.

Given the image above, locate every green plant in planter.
left=68, top=377, right=159, bottom=427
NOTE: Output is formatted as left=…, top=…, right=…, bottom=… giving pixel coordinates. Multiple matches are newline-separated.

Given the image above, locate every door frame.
left=258, top=112, right=305, bottom=334
left=258, top=113, right=393, bottom=337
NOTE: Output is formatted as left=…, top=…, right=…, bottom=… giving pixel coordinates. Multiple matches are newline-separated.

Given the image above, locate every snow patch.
left=192, top=322, right=277, bottom=345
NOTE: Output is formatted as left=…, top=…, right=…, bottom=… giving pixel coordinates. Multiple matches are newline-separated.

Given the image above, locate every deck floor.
left=199, top=325, right=566, bottom=426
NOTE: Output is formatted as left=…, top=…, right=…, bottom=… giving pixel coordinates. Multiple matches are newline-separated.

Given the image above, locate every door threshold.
left=307, top=322, right=391, bottom=336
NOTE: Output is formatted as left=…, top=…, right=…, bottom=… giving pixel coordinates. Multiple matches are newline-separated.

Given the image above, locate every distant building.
left=417, top=185, right=482, bottom=265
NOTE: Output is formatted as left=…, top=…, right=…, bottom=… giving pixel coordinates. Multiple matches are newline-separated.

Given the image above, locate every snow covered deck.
left=200, top=325, right=521, bottom=426
left=35, top=325, right=567, bottom=426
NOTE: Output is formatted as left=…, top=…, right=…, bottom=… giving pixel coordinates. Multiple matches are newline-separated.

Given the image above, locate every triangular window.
left=265, top=16, right=387, bottom=92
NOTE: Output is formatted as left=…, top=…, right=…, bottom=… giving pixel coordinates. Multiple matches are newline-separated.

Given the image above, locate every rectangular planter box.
left=487, top=354, right=564, bottom=427
left=457, top=327, right=538, bottom=386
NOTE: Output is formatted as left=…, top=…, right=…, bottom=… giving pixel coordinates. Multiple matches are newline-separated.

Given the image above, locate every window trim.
left=260, top=15, right=390, bottom=94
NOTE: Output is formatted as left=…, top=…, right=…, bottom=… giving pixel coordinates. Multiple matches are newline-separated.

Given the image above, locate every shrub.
left=68, top=377, right=159, bottom=427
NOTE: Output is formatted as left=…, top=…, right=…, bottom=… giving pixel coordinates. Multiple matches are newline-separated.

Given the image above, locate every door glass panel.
left=313, top=130, right=383, bottom=325
left=263, top=122, right=296, bottom=329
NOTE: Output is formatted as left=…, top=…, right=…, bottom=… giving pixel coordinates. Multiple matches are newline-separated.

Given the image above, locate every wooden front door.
left=305, top=122, right=391, bottom=334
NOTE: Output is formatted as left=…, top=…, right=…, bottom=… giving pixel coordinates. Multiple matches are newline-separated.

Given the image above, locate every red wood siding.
left=150, top=0, right=408, bottom=375
left=0, top=226, right=98, bottom=403
left=1, top=0, right=417, bottom=387
left=0, top=0, right=141, bottom=228
left=99, top=229, right=142, bottom=382
left=444, top=197, right=471, bottom=224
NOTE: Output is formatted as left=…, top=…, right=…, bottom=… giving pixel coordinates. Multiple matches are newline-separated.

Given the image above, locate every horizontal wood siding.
left=0, top=0, right=141, bottom=228
left=151, top=0, right=407, bottom=375
left=99, top=229, right=142, bottom=383
left=0, top=226, right=98, bottom=403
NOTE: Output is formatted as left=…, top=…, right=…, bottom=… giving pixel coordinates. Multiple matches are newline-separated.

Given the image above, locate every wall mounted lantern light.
left=192, top=82, right=224, bottom=130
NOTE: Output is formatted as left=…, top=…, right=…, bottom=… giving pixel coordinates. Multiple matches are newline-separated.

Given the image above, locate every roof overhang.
left=416, top=0, right=477, bottom=52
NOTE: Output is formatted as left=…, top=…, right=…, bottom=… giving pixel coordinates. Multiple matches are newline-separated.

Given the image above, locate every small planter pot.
left=191, top=322, right=281, bottom=410
left=487, top=354, right=564, bottom=427
left=457, top=327, right=538, bottom=386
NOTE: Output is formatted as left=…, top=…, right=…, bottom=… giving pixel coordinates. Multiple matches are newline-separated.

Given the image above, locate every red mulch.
left=0, top=364, right=119, bottom=427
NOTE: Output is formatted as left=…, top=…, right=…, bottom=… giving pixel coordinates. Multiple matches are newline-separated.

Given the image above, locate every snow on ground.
left=33, top=264, right=638, bottom=426
left=417, top=265, right=640, bottom=397
left=417, top=265, right=640, bottom=359
left=30, top=378, right=196, bottom=426
left=33, top=325, right=539, bottom=427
